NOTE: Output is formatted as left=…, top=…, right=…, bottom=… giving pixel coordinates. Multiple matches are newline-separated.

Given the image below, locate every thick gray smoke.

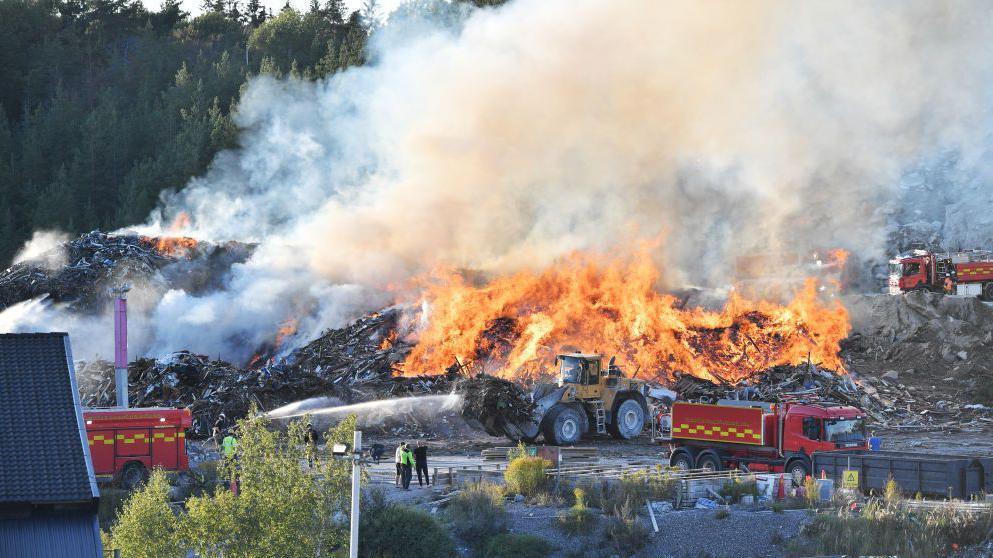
left=7, top=0, right=993, bottom=362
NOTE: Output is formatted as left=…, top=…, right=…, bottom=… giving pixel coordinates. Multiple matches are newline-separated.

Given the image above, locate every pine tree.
left=202, top=0, right=226, bottom=14
left=361, top=0, right=381, bottom=28
left=325, top=0, right=344, bottom=23
left=245, top=0, right=265, bottom=27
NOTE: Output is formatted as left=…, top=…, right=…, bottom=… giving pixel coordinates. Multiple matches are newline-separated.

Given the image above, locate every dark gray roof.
left=0, top=512, right=102, bottom=558
left=0, top=333, right=98, bottom=504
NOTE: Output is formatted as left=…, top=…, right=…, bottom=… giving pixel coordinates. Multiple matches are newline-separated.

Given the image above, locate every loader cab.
left=557, top=354, right=602, bottom=387
left=896, top=254, right=932, bottom=291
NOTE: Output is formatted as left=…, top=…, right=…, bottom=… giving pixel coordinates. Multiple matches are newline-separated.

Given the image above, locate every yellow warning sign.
left=842, top=469, right=859, bottom=489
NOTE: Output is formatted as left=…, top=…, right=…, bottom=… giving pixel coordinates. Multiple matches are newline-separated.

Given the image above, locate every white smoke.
left=7, top=0, right=993, bottom=362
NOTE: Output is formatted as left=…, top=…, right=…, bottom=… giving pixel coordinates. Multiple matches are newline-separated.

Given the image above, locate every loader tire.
left=608, top=398, right=646, bottom=439
left=542, top=405, right=584, bottom=445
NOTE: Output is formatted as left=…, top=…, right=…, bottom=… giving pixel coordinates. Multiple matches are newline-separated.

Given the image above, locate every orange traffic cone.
left=821, top=469, right=827, bottom=480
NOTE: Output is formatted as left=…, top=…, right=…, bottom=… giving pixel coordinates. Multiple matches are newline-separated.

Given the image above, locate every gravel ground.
left=499, top=502, right=811, bottom=558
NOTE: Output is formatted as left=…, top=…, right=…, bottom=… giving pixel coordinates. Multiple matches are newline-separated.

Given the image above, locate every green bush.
left=557, top=488, right=598, bottom=535
left=447, top=482, right=507, bottom=543
left=360, top=504, right=456, bottom=558
left=719, top=478, right=760, bottom=504
left=791, top=500, right=993, bottom=556
left=603, top=499, right=648, bottom=555
left=714, top=508, right=730, bottom=520
left=589, top=468, right=677, bottom=515
left=109, top=469, right=184, bottom=558
left=479, top=534, right=553, bottom=558
left=504, top=456, right=551, bottom=498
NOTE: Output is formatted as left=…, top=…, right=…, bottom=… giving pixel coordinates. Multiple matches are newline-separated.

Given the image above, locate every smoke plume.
left=8, top=0, right=993, bottom=362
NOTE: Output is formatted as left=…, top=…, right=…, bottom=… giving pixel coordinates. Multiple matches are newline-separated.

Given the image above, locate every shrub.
left=597, top=468, right=676, bottom=514
left=719, top=478, right=760, bottom=504
left=772, top=502, right=784, bottom=513
left=804, top=476, right=820, bottom=508
left=447, top=482, right=507, bottom=543
left=558, top=488, right=598, bottom=535
left=360, top=504, right=456, bottom=558
left=603, top=499, right=648, bottom=555
left=109, top=469, right=184, bottom=558
left=505, top=456, right=551, bottom=498
left=884, top=476, right=901, bottom=505
left=479, top=533, right=553, bottom=558
left=714, top=508, right=730, bottom=520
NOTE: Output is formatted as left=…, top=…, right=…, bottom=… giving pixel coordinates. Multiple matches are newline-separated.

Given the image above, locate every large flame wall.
left=398, top=251, right=849, bottom=384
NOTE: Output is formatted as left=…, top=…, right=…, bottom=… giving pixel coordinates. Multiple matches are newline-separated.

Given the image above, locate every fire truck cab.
left=661, top=400, right=866, bottom=485
left=890, top=249, right=993, bottom=299
left=83, top=406, right=192, bottom=489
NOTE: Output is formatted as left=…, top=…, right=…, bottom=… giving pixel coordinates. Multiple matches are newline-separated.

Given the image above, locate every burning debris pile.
left=454, top=374, right=536, bottom=439
left=76, top=309, right=460, bottom=437
left=0, top=231, right=252, bottom=313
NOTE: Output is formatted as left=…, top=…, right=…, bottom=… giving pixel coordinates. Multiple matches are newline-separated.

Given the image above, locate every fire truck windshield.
left=824, top=418, right=866, bottom=443
left=902, top=262, right=921, bottom=277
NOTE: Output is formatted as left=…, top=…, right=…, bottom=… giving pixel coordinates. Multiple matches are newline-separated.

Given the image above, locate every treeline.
left=0, top=0, right=503, bottom=265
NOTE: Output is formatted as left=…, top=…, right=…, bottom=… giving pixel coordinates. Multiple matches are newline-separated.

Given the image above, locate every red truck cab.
left=661, top=400, right=865, bottom=484
left=83, top=407, right=192, bottom=488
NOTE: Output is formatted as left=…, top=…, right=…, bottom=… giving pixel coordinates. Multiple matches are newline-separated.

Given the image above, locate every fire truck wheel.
left=670, top=452, right=693, bottom=470
left=542, top=405, right=584, bottom=445
left=787, top=460, right=810, bottom=486
left=696, top=453, right=722, bottom=472
left=608, top=398, right=646, bottom=439
left=121, top=462, right=149, bottom=491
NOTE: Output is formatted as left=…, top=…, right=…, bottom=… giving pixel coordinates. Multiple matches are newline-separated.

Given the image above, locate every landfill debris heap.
left=8, top=230, right=993, bottom=437
left=0, top=230, right=253, bottom=313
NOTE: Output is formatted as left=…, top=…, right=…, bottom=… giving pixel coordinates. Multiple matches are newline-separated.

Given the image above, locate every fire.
left=397, top=251, right=849, bottom=384
left=168, top=211, right=192, bottom=232
left=140, top=235, right=199, bottom=257
left=275, top=317, right=299, bottom=349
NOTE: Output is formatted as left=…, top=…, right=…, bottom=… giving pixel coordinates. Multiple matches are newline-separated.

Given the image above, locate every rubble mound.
left=77, top=310, right=458, bottom=437
left=842, top=291, right=993, bottom=427
left=0, top=231, right=253, bottom=313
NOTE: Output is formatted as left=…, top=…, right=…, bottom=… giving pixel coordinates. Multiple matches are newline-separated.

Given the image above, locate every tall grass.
left=447, top=482, right=507, bottom=543
left=791, top=500, right=993, bottom=556
left=557, top=487, right=598, bottom=535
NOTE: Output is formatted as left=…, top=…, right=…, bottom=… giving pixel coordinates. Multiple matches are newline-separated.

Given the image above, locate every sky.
left=143, top=0, right=405, bottom=17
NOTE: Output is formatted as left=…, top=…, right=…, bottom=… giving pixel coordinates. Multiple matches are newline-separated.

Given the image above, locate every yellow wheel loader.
left=494, top=353, right=669, bottom=445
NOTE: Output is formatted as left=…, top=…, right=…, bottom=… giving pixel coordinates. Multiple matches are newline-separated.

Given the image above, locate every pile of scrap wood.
left=453, top=374, right=536, bottom=438
left=0, top=231, right=252, bottom=313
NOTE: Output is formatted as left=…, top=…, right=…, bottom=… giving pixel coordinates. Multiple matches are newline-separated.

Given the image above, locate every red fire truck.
left=659, top=400, right=866, bottom=484
left=83, top=406, right=192, bottom=488
left=889, top=249, right=993, bottom=299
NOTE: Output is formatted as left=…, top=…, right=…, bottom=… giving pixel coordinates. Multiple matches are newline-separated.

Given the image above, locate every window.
left=825, top=418, right=866, bottom=443
left=559, top=357, right=583, bottom=384
left=903, top=262, right=921, bottom=277
left=802, top=417, right=821, bottom=440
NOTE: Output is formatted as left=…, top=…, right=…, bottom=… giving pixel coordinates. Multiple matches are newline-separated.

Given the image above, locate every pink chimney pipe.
left=113, top=287, right=130, bottom=408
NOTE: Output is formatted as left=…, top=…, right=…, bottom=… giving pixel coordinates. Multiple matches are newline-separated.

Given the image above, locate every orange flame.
left=275, top=318, right=299, bottom=349
left=141, top=236, right=199, bottom=257
left=168, top=211, right=192, bottom=232
left=397, top=251, right=849, bottom=384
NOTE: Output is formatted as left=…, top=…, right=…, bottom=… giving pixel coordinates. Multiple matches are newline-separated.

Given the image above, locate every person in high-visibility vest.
left=222, top=432, right=238, bottom=459
left=399, top=443, right=415, bottom=490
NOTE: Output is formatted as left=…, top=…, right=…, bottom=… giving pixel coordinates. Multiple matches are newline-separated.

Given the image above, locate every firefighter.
left=305, top=423, right=319, bottom=468
left=399, top=443, right=415, bottom=490
left=394, top=442, right=405, bottom=487
left=222, top=431, right=238, bottom=460
left=413, top=441, right=430, bottom=487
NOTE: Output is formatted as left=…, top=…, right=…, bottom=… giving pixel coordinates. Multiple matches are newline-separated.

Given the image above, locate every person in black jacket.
left=413, top=441, right=430, bottom=487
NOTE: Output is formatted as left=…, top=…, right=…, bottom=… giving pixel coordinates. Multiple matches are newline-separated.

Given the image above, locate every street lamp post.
left=333, top=430, right=363, bottom=558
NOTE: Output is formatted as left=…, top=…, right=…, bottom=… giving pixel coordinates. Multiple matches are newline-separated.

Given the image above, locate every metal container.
left=813, top=450, right=993, bottom=499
